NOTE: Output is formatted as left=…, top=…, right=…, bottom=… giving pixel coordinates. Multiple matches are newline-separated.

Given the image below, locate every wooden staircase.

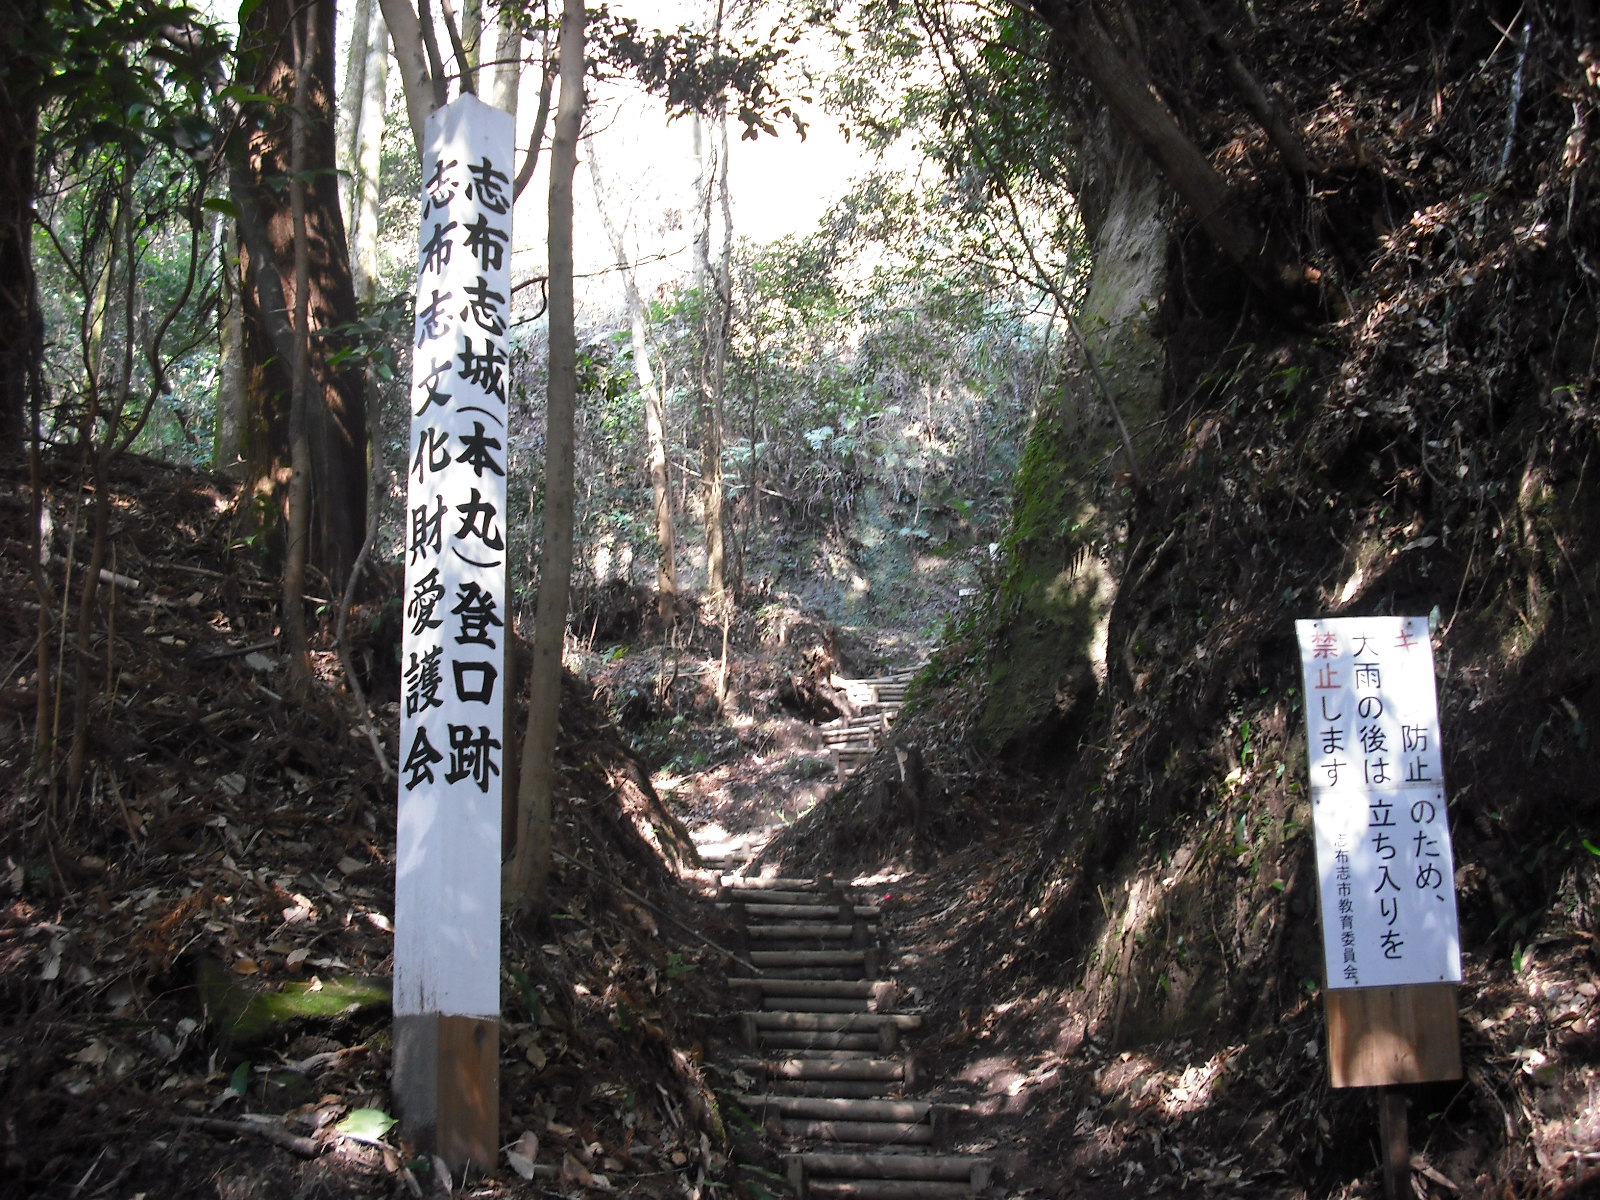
left=824, top=670, right=917, bottom=783
left=715, top=873, right=993, bottom=1198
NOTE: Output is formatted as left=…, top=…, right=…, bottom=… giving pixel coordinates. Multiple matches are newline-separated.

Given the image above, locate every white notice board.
left=395, top=96, right=515, bottom=1022
left=1296, top=617, right=1461, bottom=989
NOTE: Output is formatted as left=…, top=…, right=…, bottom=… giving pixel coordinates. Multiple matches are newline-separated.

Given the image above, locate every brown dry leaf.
left=561, top=1150, right=593, bottom=1185
left=231, top=957, right=260, bottom=975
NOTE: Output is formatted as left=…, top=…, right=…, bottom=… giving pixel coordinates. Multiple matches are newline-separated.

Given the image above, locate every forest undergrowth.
left=0, top=449, right=785, bottom=1199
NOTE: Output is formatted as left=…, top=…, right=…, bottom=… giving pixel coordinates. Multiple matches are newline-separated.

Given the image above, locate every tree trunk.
left=507, top=0, right=584, bottom=913
left=713, top=112, right=736, bottom=591
left=590, top=148, right=679, bottom=622
left=1170, top=0, right=1312, bottom=179
left=377, top=0, right=444, bottom=149
left=487, top=3, right=522, bottom=114
left=214, top=217, right=247, bottom=472
left=0, top=0, right=44, bottom=444
left=341, top=0, right=388, bottom=305
left=281, top=0, right=316, bottom=691
left=693, top=115, right=729, bottom=597
left=236, top=0, right=369, bottom=596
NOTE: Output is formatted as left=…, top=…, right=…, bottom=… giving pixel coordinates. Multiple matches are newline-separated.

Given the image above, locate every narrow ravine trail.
left=688, top=670, right=997, bottom=1197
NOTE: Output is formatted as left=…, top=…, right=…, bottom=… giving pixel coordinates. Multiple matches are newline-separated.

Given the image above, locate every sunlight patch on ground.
left=845, top=870, right=909, bottom=888
left=1154, top=1048, right=1236, bottom=1116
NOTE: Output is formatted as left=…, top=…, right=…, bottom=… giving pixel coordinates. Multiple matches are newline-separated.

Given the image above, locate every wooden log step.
left=727, top=978, right=886, bottom=998
left=751, top=966, right=860, bottom=981
left=721, top=888, right=844, bottom=905
left=722, top=876, right=831, bottom=890
left=824, top=715, right=880, bottom=729
left=794, top=1152, right=992, bottom=1183
left=755, top=1031, right=882, bottom=1051
left=762, top=996, right=874, bottom=1014
left=779, top=1119, right=933, bottom=1146
left=804, top=1180, right=971, bottom=1199
left=748, top=950, right=867, bottom=967
left=752, top=1057, right=905, bottom=1081
left=764, top=1079, right=897, bottom=1099
left=719, top=903, right=880, bottom=919
left=822, top=729, right=878, bottom=746
left=744, top=923, right=858, bottom=940
left=748, top=1012, right=922, bottom=1032
left=740, top=1095, right=931, bottom=1122
left=765, top=1048, right=898, bottom=1060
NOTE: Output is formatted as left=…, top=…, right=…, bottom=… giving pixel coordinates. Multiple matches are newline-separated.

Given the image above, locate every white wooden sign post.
left=1296, top=616, right=1463, bottom=1198
left=394, top=94, right=515, bottom=1173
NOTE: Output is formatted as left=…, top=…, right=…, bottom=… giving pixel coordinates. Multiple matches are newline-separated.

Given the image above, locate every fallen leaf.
left=72, top=1040, right=110, bottom=1066
left=505, top=1130, right=540, bottom=1180
left=561, top=1151, right=594, bottom=1185
left=431, top=1154, right=453, bottom=1195
left=335, top=1107, right=398, bottom=1145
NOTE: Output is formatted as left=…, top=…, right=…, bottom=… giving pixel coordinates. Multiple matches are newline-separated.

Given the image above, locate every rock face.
left=976, top=134, right=1168, bottom=757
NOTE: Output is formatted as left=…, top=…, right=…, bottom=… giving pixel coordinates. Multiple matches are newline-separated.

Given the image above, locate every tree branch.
left=1171, top=0, right=1313, bottom=179
left=376, top=0, right=437, bottom=147
left=514, top=24, right=556, bottom=198
left=1019, top=0, right=1313, bottom=308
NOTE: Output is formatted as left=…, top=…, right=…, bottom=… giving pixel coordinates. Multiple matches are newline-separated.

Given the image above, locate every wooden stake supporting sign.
left=394, top=95, right=516, bottom=1175
left=1296, top=617, right=1463, bottom=1198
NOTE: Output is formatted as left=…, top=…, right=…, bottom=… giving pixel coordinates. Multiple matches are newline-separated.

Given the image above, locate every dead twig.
left=173, top=1114, right=322, bottom=1158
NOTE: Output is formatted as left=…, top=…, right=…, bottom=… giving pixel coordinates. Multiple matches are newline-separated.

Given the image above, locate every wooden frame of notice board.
left=1325, top=983, right=1460, bottom=1088
left=1296, top=617, right=1463, bottom=1197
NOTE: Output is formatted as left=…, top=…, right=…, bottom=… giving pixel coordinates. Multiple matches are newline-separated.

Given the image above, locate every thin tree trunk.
left=0, top=0, right=43, bottom=444
left=693, top=115, right=728, bottom=597
left=282, top=0, right=316, bottom=691
left=512, top=24, right=554, bottom=198
left=589, top=148, right=678, bottom=622
left=507, top=0, right=583, bottom=912
left=377, top=0, right=441, bottom=148
left=214, top=217, right=247, bottom=471
left=461, top=0, right=481, bottom=91
left=488, top=3, right=522, bottom=114
left=713, top=111, right=736, bottom=591
left=342, top=0, right=387, bottom=304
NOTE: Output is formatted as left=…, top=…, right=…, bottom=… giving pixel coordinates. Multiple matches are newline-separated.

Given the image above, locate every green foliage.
left=29, top=1, right=231, bottom=465
left=32, top=2, right=231, bottom=170
left=594, top=9, right=808, bottom=138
